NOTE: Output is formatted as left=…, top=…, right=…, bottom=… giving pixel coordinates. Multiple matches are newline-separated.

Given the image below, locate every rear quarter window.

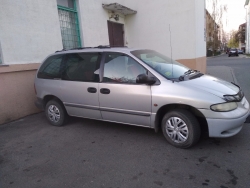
left=37, top=55, right=64, bottom=79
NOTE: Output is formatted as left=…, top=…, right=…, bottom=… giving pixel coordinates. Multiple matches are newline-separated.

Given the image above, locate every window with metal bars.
left=57, top=0, right=81, bottom=49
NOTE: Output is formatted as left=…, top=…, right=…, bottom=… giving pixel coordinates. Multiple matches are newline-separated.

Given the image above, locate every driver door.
left=98, top=53, right=152, bottom=127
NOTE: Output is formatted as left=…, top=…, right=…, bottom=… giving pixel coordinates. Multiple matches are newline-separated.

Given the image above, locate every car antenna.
left=169, top=24, right=174, bottom=83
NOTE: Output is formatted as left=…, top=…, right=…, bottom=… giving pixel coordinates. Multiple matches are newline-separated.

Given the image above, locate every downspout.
left=245, top=6, right=248, bottom=53
left=245, top=0, right=249, bottom=53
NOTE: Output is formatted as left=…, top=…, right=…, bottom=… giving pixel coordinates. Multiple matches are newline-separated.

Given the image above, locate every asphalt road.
left=1, top=55, right=250, bottom=188
left=207, top=54, right=250, bottom=102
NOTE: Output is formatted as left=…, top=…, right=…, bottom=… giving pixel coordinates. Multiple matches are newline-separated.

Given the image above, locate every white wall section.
left=0, top=0, right=206, bottom=64
left=0, top=0, right=63, bottom=64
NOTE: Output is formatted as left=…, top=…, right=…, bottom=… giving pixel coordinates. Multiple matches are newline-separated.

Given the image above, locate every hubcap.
left=48, top=105, right=60, bottom=123
left=165, top=117, right=189, bottom=143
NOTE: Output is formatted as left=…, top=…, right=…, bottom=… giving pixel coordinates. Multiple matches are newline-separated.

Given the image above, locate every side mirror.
left=136, top=74, right=156, bottom=85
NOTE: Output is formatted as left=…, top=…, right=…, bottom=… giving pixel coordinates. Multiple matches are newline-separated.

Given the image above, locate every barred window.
left=57, top=0, right=81, bottom=49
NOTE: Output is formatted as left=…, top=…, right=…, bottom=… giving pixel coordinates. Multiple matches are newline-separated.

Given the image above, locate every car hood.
left=182, top=75, right=239, bottom=99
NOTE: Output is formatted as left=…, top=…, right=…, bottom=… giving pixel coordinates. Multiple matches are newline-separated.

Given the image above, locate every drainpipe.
left=244, top=0, right=249, bottom=53
left=245, top=4, right=249, bottom=53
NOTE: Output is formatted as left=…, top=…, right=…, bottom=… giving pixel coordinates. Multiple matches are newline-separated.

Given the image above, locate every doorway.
left=107, top=21, right=124, bottom=47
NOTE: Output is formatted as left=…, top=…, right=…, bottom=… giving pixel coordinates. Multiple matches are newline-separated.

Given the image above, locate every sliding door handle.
left=87, top=87, right=97, bottom=93
left=100, top=88, right=110, bottom=94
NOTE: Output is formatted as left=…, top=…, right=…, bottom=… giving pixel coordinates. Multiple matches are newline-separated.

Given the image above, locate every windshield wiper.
left=179, top=69, right=203, bottom=81
left=184, top=69, right=198, bottom=75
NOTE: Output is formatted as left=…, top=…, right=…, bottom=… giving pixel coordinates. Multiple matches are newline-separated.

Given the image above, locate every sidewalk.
left=206, top=66, right=238, bottom=84
left=206, top=53, right=225, bottom=59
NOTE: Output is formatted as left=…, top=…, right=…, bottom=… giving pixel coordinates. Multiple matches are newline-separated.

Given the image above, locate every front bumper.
left=229, top=52, right=238, bottom=56
left=206, top=110, right=249, bottom=137
left=199, top=97, right=249, bottom=137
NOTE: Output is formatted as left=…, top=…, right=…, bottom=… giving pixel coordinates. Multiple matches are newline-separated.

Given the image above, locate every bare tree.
left=206, top=0, right=227, bottom=55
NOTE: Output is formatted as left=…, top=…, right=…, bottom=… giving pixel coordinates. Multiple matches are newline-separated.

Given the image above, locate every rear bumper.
left=35, top=97, right=44, bottom=110
left=229, top=53, right=238, bottom=56
left=207, top=111, right=249, bottom=137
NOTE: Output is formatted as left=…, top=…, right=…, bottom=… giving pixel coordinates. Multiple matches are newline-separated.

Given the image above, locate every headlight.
left=210, top=102, right=237, bottom=112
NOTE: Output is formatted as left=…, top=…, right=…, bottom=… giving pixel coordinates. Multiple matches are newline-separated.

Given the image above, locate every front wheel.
left=45, top=99, right=68, bottom=126
left=161, top=109, right=201, bottom=148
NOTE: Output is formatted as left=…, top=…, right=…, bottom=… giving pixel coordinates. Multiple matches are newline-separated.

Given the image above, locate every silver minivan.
left=34, top=47, right=250, bottom=148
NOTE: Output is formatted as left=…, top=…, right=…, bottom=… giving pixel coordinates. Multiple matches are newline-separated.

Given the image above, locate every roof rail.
left=55, top=45, right=128, bottom=53
left=70, top=47, right=93, bottom=50
left=95, top=45, right=111, bottom=49
left=55, top=49, right=67, bottom=53
left=94, top=45, right=128, bottom=48
left=55, top=47, right=93, bottom=53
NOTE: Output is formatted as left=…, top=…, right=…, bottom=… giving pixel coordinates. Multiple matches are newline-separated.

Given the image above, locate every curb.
left=207, top=53, right=225, bottom=59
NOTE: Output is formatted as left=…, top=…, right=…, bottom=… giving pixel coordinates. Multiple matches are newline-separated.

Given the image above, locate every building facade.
left=0, top=0, right=206, bottom=124
left=237, top=23, right=246, bottom=52
left=205, top=9, right=220, bottom=56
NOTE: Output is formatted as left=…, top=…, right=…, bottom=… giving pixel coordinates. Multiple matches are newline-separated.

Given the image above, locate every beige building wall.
left=177, top=57, right=207, bottom=73
left=0, top=64, right=40, bottom=124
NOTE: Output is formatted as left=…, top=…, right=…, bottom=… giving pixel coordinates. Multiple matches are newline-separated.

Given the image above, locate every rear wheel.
left=45, top=99, right=68, bottom=126
left=161, top=109, right=201, bottom=148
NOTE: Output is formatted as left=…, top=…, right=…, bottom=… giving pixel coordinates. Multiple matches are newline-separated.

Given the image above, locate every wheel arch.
left=154, top=104, right=208, bottom=136
left=42, top=95, right=65, bottom=110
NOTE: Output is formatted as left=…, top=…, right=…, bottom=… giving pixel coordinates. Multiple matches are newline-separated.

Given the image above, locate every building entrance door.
left=107, top=21, right=124, bottom=47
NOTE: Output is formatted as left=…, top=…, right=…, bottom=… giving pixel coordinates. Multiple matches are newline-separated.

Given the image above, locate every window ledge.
left=0, top=63, right=41, bottom=74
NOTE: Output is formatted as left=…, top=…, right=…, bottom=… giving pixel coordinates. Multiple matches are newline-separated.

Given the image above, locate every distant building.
left=237, top=23, right=246, bottom=52
left=205, top=9, right=220, bottom=56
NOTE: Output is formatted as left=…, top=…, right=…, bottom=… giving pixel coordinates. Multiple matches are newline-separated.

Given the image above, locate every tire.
left=228, top=55, right=230, bottom=57
left=45, top=99, right=68, bottom=126
left=161, top=109, right=201, bottom=148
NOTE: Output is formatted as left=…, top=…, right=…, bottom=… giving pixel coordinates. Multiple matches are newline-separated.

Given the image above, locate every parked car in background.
left=34, top=46, right=250, bottom=148
left=228, top=48, right=238, bottom=57
left=238, top=49, right=243, bottom=54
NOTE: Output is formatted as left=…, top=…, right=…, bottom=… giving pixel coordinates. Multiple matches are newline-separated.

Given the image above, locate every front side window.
left=131, top=50, right=189, bottom=80
left=62, top=53, right=100, bottom=82
left=57, top=0, right=81, bottom=49
left=103, top=53, right=147, bottom=84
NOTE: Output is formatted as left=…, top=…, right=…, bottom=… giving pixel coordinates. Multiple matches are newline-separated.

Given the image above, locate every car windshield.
left=131, top=49, right=189, bottom=80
